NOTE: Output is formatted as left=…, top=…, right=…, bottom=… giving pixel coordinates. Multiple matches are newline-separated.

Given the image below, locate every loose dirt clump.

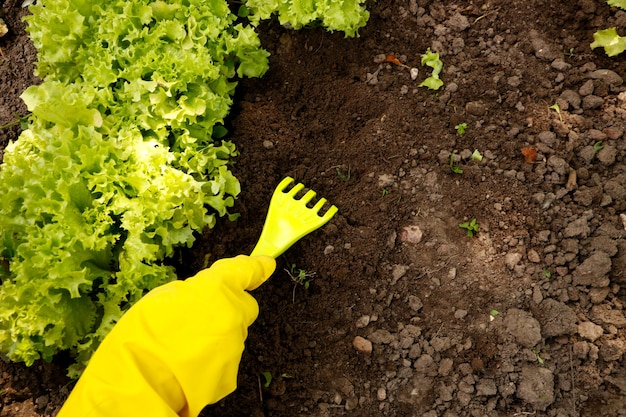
left=1, top=0, right=626, bottom=416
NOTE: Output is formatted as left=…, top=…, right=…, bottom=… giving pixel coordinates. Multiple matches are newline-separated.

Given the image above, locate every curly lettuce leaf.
left=4, top=0, right=368, bottom=376
left=591, top=27, right=626, bottom=57
left=2, top=0, right=261, bottom=373
left=419, top=48, right=444, bottom=90
left=244, top=0, right=369, bottom=37
left=607, top=0, right=626, bottom=10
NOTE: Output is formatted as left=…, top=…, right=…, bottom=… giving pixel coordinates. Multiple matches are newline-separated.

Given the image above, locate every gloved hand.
left=57, top=255, right=276, bottom=417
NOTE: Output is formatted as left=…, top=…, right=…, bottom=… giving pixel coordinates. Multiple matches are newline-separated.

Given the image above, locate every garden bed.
left=1, top=0, right=626, bottom=416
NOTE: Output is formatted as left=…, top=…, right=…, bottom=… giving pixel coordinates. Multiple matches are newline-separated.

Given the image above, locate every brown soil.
left=2, top=0, right=626, bottom=416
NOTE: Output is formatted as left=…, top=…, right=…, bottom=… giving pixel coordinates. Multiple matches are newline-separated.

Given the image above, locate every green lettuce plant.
left=419, top=48, right=444, bottom=90
left=0, top=0, right=369, bottom=377
left=244, top=0, right=369, bottom=36
left=591, top=0, right=626, bottom=56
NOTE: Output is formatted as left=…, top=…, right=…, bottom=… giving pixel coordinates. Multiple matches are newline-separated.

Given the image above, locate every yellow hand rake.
left=250, top=177, right=338, bottom=258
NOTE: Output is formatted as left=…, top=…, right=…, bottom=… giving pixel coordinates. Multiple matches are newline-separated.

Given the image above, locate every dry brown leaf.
left=521, top=147, right=537, bottom=163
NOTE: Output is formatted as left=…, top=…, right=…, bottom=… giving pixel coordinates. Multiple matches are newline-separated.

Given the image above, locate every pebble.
left=530, top=31, right=559, bottom=60
left=604, top=126, right=623, bottom=140
left=597, top=145, right=617, bottom=165
left=446, top=82, right=459, bottom=93
left=438, top=358, right=454, bottom=376
left=466, top=101, right=486, bottom=116
left=391, top=264, right=409, bottom=284
left=582, top=95, right=604, bottom=110
left=538, top=131, right=557, bottom=146
left=369, top=329, right=394, bottom=344
left=579, top=146, right=596, bottom=164
left=408, top=295, right=423, bottom=312
left=378, top=173, right=396, bottom=188
left=454, top=309, right=468, bottom=319
left=547, top=155, right=569, bottom=176
left=579, top=79, right=594, bottom=96
left=377, top=387, right=387, bottom=401
left=445, top=12, right=470, bottom=32
left=590, top=305, right=626, bottom=328
left=373, top=54, right=387, bottom=63
left=539, top=299, right=578, bottom=337
left=573, top=252, right=612, bottom=287
left=516, top=366, right=555, bottom=410
left=551, top=58, right=571, bottom=71
left=588, top=129, right=606, bottom=141
left=588, top=69, right=623, bottom=86
left=476, top=378, right=498, bottom=396
left=355, top=315, right=370, bottom=328
left=563, top=217, right=590, bottom=238
left=504, top=308, right=542, bottom=347
left=507, top=76, right=521, bottom=87
left=504, top=252, right=523, bottom=270
left=35, top=395, right=49, bottom=410
left=352, top=336, right=373, bottom=356
left=527, top=249, right=541, bottom=263
left=599, top=339, right=626, bottom=361
left=399, top=225, right=423, bottom=243
left=577, top=321, right=604, bottom=342
left=559, top=90, right=581, bottom=109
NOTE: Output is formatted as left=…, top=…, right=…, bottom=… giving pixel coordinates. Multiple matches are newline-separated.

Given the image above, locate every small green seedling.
left=542, top=269, right=552, bottom=279
left=455, top=123, right=467, bottom=135
left=459, top=218, right=479, bottom=237
left=530, top=347, right=545, bottom=365
left=470, top=149, right=483, bottom=162
left=286, top=264, right=316, bottom=302
left=593, top=141, right=604, bottom=153
left=336, top=166, right=351, bottom=182
left=449, top=154, right=463, bottom=174
left=381, top=189, right=389, bottom=196
left=419, top=48, right=444, bottom=90
left=489, top=309, right=499, bottom=321
left=549, top=103, right=562, bottom=123
left=0, top=114, right=30, bottom=131
left=261, top=371, right=272, bottom=388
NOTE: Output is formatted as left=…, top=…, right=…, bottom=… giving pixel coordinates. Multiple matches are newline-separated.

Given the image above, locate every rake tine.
left=250, top=177, right=338, bottom=258
left=312, top=198, right=327, bottom=213
left=286, top=182, right=305, bottom=197
left=321, top=205, right=339, bottom=222
left=299, top=190, right=317, bottom=204
left=276, top=177, right=295, bottom=192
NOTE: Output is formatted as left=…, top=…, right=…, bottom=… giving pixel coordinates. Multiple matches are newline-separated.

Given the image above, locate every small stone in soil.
left=516, top=366, right=555, bottom=410
left=352, top=336, right=373, bottom=356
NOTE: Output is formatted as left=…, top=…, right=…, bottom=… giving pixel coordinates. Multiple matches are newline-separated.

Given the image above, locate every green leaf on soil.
left=470, top=149, right=483, bottom=161
left=607, top=0, right=626, bottom=11
left=449, top=154, right=463, bottom=174
left=591, top=28, right=626, bottom=57
left=419, top=48, right=444, bottom=90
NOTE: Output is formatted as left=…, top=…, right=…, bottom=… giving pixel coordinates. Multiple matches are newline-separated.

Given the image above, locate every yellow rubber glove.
left=57, top=255, right=276, bottom=417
